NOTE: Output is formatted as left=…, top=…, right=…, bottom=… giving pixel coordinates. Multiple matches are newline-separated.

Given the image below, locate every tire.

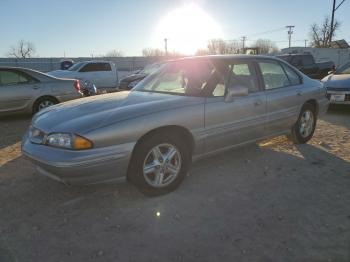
left=128, top=132, right=191, bottom=196
left=33, top=97, right=57, bottom=114
left=289, top=103, right=317, bottom=144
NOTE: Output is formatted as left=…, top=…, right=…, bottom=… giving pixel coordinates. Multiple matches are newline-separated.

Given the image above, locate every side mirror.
left=328, top=70, right=335, bottom=75
left=225, top=86, right=249, bottom=102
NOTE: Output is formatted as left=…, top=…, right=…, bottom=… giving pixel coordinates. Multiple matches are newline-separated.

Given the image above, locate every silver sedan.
left=22, top=55, right=329, bottom=195
left=0, top=67, right=82, bottom=115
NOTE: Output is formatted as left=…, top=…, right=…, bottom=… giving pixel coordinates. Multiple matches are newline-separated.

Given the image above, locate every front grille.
left=29, top=126, right=46, bottom=144
left=326, top=94, right=350, bottom=101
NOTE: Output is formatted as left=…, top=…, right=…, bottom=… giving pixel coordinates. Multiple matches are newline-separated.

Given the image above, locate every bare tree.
left=7, top=40, right=36, bottom=59
left=251, top=39, right=279, bottom=54
left=309, top=17, right=340, bottom=47
left=205, top=39, right=240, bottom=55
left=142, top=48, right=165, bottom=57
left=105, top=49, right=124, bottom=57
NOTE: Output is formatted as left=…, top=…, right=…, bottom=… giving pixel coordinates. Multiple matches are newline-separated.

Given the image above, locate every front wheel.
left=289, top=103, right=317, bottom=144
left=33, top=97, right=57, bottom=113
left=128, top=132, right=191, bottom=196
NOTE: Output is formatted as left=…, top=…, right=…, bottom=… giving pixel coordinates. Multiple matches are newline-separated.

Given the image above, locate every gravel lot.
left=0, top=106, right=349, bottom=262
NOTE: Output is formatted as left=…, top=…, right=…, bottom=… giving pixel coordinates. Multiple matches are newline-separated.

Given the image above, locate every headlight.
left=45, top=133, right=93, bottom=150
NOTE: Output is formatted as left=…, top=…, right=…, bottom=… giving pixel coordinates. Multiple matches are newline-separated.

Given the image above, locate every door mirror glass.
left=225, top=85, right=248, bottom=102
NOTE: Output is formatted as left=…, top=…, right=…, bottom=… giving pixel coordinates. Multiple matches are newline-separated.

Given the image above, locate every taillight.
left=74, top=80, right=80, bottom=91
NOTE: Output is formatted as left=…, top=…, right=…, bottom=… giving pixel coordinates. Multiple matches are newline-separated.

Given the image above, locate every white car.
left=48, top=61, right=119, bottom=93
left=322, top=61, right=350, bottom=105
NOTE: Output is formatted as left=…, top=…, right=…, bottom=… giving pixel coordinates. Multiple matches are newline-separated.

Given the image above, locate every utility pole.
left=330, top=0, right=346, bottom=44
left=286, top=25, right=295, bottom=48
left=164, top=38, right=168, bottom=56
left=304, top=40, right=308, bottom=47
left=241, top=36, right=247, bottom=54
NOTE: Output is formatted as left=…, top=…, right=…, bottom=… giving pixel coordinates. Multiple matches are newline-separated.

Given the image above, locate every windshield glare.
left=68, top=62, right=84, bottom=71
left=134, top=60, right=216, bottom=96
left=140, top=63, right=162, bottom=75
left=335, top=62, right=350, bottom=75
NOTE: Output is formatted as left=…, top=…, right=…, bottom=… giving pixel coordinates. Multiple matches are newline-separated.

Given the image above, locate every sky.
left=1, top=0, right=350, bottom=57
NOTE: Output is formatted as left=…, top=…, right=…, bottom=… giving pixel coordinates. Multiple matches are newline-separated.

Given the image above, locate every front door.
left=204, top=60, right=266, bottom=153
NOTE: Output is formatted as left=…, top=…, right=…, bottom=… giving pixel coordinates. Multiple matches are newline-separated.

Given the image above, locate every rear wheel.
left=289, top=103, right=317, bottom=144
left=33, top=97, right=57, bottom=113
left=128, top=132, right=191, bottom=196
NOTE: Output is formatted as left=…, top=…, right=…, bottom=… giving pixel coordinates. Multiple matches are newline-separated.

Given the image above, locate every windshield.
left=335, top=62, right=350, bottom=74
left=140, top=63, right=162, bottom=75
left=134, top=59, right=218, bottom=96
left=68, top=62, right=84, bottom=71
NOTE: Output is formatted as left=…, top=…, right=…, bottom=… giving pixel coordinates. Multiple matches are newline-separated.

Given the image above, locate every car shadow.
left=0, top=115, right=31, bottom=150
left=322, top=105, right=350, bottom=129
left=1, top=141, right=350, bottom=261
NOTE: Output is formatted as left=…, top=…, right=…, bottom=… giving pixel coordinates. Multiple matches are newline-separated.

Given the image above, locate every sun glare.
left=154, top=4, right=223, bottom=55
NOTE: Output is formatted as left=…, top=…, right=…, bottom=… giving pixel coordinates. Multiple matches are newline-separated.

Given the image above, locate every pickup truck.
left=276, top=54, right=334, bottom=79
left=48, top=61, right=119, bottom=93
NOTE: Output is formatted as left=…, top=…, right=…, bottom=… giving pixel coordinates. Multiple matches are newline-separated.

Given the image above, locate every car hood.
left=322, top=74, right=350, bottom=88
left=120, top=73, right=147, bottom=83
left=47, top=70, right=76, bottom=78
left=32, top=91, right=204, bottom=134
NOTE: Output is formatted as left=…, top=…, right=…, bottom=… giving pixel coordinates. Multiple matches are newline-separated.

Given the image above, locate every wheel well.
left=304, top=99, right=319, bottom=115
left=32, top=96, right=59, bottom=112
left=127, top=125, right=195, bottom=179
left=135, top=125, right=195, bottom=153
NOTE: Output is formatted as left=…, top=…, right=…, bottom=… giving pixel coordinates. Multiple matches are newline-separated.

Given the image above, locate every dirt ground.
left=0, top=106, right=349, bottom=262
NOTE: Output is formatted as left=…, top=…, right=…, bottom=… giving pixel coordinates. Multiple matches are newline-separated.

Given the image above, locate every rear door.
left=0, top=69, right=40, bottom=113
left=257, top=59, right=303, bottom=135
left=204, top=59, right=266, bottom=153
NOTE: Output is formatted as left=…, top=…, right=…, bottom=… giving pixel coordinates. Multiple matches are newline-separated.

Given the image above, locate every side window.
left=303, top=56, right=314, bottom=66
left=95, top=63, right=111, bottom=71
left=258, top=61, right=290, bottom=90
left=228, top=62, right=259, bottom=93
left=80, top=63, right=112, bottom=72
left=281, top=63, right=301, bottom=86
left=0, top=70, right=34, bottom=86
left=291, top=56, right=303, bottom=67
left=79, top=63, right=96, bottom=72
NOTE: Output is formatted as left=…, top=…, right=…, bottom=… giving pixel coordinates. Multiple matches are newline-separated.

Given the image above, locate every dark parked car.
left=277, top=54, right=334, bottom=79
left=118, top=62, right=163, bottom=90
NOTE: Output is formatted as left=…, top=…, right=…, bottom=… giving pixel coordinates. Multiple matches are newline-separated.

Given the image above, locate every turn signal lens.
left=73, top=135, right=93, bottom=150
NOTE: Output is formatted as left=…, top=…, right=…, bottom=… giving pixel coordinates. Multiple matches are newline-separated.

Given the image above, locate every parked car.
left=322, top=61, right=350, bottom=105
left=0, top=67, right=82, bottom=115
left=22, top=55, right=329, bottom=195
left=48, top=61, right=119, bottom=93
left=276, top=54, right=334, bottom=79
left=118, top=62, right=163, bottom=90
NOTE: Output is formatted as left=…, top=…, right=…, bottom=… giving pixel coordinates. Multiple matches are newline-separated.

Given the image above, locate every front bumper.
left=22, top=133, right=135, bottom=185
left=326, top=90, right=350, bottom=105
